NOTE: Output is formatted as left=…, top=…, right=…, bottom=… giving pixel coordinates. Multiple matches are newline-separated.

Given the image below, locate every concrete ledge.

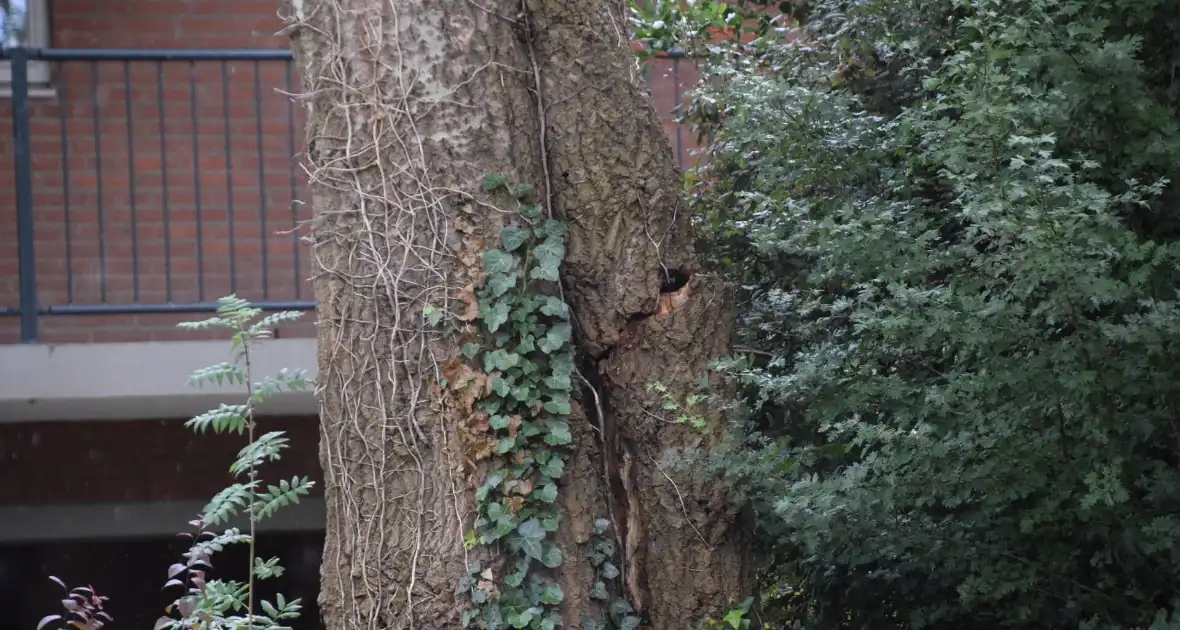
left=0, top=498, right=326, bottom=543
left=0, top=339, right=318, bottom=423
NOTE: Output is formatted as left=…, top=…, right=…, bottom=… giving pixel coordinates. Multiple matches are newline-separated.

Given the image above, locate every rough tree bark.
left=287, top=0, right=749, bottom=628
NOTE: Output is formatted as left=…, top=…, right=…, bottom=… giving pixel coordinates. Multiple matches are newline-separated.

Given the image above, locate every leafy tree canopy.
left=646, top=0, right=1180, bottom=627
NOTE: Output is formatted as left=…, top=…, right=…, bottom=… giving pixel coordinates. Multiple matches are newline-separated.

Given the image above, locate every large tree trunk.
left=288, top=0, right=749, bottom=628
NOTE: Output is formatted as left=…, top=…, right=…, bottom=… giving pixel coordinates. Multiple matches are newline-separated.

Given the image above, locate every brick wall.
left=0, top=1, right=701, bottom=345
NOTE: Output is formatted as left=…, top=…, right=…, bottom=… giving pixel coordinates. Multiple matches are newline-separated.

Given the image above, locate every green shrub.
left=678, top=0, right=1180, bottom=628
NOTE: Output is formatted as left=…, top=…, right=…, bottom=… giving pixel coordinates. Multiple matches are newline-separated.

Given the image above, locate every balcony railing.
left=1, top=47, right=699, bottom=344
left=0, top=47, right=315, bottom=343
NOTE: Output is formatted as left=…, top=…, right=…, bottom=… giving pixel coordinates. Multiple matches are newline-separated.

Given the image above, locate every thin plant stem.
left=241, top=325, right=258, bottom=630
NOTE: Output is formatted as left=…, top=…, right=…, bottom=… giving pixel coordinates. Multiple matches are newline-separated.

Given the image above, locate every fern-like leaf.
left=186, top=404, right=250, bottom=435
left=230, top=432, right=289, bottom=477
left=202, top=482, right=257, bottom=527
left=249, top=311, right=305, bottom=335
left=187, top=529, right=251, bottom=562
left=177, top=316, right=234, bottom=331
left=254, top=477, right=315, bottom=520
left=187, top=362, right=246, bottom=388
left=252, top=556, right=286, bottom=581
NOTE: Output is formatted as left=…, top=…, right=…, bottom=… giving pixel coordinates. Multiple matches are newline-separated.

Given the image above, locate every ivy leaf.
left=541, top=544, right=564, bottom=568
left=541, top=512, right=562, bottom=531
left=501, top=227, right=533, bottom=252
left=540, top=455, right=565, bottom=478
left=488, top=272, right=519, bottom=297
left=519, top=518, right=545, bottom=540
left=551, top=352, right=575, bottom=377
left=483, top=249, right=516, bottom=275
left=485, top=349, right=521, bottom=372
left=520, top=538, right=544, bottom=562
left=596, top=537, right=617, bottom=559
left=537, top=482, right=558, bottom=503
left=511, top=384, right=533, bottom=403
left=539, top=296, right=568, bottom=317
left=513, top=183, right=537, bottom=201
left=493, top=377, right=511, bottom=398
left=544, top=420, right=573, bottom=445
left=476, top=471, right=505, bottom=501
left=537, top=323, right=572, bottom=354
left=505, top=570, right=526, bottom=587
left=530, top=237, right=565, bottom=281
left=723, top=608, right=745, bottom=629
left=507, top=609, right=534, bottom=629
left=540, top=219, right=567, bottom=239
left=495, top=436, right=517, bottom=455
left=581, top=619, right=606, bottom=630
left=610, top=598, right=634, bottom=618
left=490, top=415, right=512, bottom=430
left=518, top=335, right=536, bottom=354
left=461, top=608, right=479, bottom=628
left=601, top=562, right=620, bottom=580
left=461, top=342, right=481, bottom=359
left=479, top=300, right=510, bottom=333
left=516, top=518, right=546, bottom=560
left=483, top=172, right=507, bottom=192
left=543, top=395, right=572, bottom=418
left=540, top=583, right=564, bottom=605
left=544, top=373, right=572, bottom=391
left=619, top=616, right=641, bottom=630
left=594, top=518, right=612, bottom=535
left=589, top=581, right=609, bottom=600
left=483, top=606, right=503, bottom=630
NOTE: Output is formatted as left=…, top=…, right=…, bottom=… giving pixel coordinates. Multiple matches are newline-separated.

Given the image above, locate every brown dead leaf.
left=476, top=579, right=499, bottom=599
left=467, top=411, right=490, bottom=434
left=472, top=440, right=494, bottom=462
left=512, top=478, right=534, bottom=496
left=442, top=358, right=465, bottom=384
left=504, top=496, right=525, bottom=513
left=507, top=414, right=523, bottom=438
left=457, top=285, right=479, bottom=322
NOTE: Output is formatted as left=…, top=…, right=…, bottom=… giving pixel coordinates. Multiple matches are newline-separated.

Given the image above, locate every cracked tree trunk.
left=289, top=0, right=750, bottom=628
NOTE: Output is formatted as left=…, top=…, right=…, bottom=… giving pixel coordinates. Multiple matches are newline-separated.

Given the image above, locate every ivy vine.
left=456, top=174, right=576, bottom=630
left=581, top=518, right=641, bottom=630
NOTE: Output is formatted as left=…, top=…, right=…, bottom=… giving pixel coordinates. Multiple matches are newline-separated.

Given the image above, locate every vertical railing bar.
left=287, top=61, right=300, bottom=301
left=124, top=60, right=140, bottom=302
left=190, top=61, right=205, bottom=301
left=254, top=60, right=269, bottom=300
left=58, top=63, right=75, bottom=305
left=157, top=60, right=173, bottom=302
left=11, top=47, right=38, bottom=342
left=92, top=60, right=108, bottom=303
left=672, top=56, right=684, bottom=168
left=222, top=60, right=237, bottom=294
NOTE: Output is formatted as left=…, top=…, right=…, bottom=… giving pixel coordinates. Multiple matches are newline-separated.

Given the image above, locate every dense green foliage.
left=659, top=0, right=1180, bottom=628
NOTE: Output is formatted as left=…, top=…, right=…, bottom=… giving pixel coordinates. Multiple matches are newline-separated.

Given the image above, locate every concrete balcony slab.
left=0, top=338, right=317, bottom=422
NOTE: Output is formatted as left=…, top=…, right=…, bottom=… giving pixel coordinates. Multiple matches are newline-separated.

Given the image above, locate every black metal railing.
left=1, top=47, right=698, bottom=344
left=1, top=47, right=316, bottom=342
